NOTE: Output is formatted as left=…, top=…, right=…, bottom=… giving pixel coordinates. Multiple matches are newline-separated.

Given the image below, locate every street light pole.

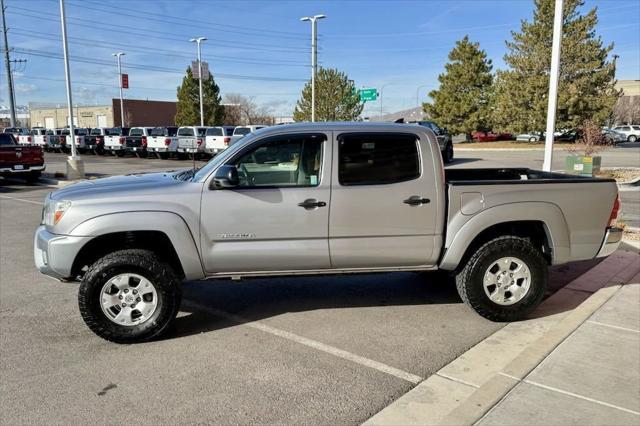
left=416, top=84, right=430, bottom=107
left=300, top=15, right=325, bottom=122
left=1, top=0, right=16, bottom=126
left=379, top=84, right=391, bottom=119
left=189, top=37, right=207, bottom=126
left=543, top=0, right=564, bottom=172
left=59, top=0, right=84, bottom=178
left=112, top=52, right=125, bottom=127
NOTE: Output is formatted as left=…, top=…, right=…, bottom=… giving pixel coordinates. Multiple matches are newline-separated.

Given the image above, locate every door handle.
left=403, top=196, right=430, bottom=206
left=298, top=199, right=327, bottom=209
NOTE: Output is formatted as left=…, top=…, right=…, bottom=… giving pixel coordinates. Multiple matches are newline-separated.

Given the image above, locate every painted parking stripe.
left=0, top=195, right=44, bottom=205
left=183, top=301, right=424, bottom=384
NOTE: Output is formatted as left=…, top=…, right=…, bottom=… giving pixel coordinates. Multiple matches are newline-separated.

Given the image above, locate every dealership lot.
left=0, top=149, right=616, bottom=424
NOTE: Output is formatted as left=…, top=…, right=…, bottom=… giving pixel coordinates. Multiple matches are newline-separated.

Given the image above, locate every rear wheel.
left=455, top=236, right=547, bottom=322
left=442, top=143, right=454, bottom=163
left=628, top=135, right=637, bottom=143
left=528, top=137, right=537, bottom=143
left=78, top=249, right=182, bottom=343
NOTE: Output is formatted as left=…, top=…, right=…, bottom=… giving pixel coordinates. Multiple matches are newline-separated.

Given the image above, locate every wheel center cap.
left=124, top=294, right=135, bottom=304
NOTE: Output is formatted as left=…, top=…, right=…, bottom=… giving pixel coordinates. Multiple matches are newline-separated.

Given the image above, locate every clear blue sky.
left=3, top=0, right=639, bottom=118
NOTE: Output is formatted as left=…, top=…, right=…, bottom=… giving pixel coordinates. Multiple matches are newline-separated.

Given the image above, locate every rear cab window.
left=178, top=128, right=195, bottom=137
left=338, top=133, right=420, bottom=186
left=206, top=128, right=223, bottom=136
left=234, top=127, right=251, bottom=136
left=129, top=128, right=144, bottom=137
left=0, top=133, right=16, bottom=145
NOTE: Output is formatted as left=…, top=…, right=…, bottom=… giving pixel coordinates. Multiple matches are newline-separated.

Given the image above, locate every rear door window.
left=338, top=133, right=420, bottom=186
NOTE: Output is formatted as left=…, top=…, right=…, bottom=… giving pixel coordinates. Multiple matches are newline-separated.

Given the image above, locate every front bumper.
left=34, top=226, right=91, bottom=281
left=596, top=227, right=623, bottom=258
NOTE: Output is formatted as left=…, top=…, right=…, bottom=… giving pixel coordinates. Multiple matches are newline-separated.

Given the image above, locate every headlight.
left=43, top=200, right=72, bottom=226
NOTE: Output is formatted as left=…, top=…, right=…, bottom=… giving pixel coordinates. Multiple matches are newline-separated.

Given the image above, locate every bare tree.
left=223, top=94, right=275, bottom=125
left=613, top=96, right=640, bottom=125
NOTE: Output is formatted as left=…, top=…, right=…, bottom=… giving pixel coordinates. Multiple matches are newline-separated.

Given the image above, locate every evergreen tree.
left=423, top=36, right=493, bottom=136
left=293, top=68, right=363, bottom=122
left=493, top=0, right=619, bottom=133
left=175, top=66, right=224, bottom=126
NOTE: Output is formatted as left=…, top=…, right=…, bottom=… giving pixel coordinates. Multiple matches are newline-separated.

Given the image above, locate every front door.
left=329, top=132, right=439, bottom=268
left=200, top=132, right=331, bottom=273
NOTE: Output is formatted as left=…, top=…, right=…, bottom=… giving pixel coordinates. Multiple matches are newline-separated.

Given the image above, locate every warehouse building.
left=29, top=99, right=177, bottom=129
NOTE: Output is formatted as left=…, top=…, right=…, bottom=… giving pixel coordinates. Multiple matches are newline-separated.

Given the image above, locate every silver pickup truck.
left=33, top=123, right=622, bottom=343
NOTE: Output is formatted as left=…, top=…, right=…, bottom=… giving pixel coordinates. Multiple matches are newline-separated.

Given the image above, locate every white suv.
left=611, top=125, right=640, bottom=142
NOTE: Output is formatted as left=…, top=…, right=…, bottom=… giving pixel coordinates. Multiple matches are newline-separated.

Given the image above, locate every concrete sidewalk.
left=475, top=282, right=639, bottom=425
left=366, top=243, right=640, bottom=426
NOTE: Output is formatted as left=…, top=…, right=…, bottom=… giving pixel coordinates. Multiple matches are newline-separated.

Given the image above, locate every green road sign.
left=359, top=88, right=378, bottom=101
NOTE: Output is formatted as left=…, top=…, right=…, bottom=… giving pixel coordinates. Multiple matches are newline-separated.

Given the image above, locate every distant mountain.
left=0, top=105, right=29, bottom=114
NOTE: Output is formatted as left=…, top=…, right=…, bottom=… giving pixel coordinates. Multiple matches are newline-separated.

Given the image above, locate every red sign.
left=121, top=73, right=129, bottom=89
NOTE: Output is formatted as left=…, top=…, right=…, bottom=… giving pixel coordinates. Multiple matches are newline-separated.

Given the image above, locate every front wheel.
left=529, top=137, right=537, bottom=143
left=78, top=249, right=182, bottom=343
left=455, top=236, right=547, bottom=322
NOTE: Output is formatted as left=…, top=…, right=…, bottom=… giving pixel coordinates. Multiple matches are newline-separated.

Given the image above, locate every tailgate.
left=126, top=137, right=142, bottom=148
left=178, top=137, right=197, bottom=148
left=0, top=146, right=43, bottom=167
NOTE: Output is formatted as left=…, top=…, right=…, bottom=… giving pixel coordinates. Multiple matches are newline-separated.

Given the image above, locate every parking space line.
left=586, top=320, right=640, bottom=333
left=183, top=301, right=424, bottom=384
left=523, top=379, right=640, bottom=416
left=0, top=195, right=44, bottom=205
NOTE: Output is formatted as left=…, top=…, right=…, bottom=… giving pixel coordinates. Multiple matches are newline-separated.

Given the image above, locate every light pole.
left=112, top=52, right=125, bottom=127
left=189, top=37, right=207, bottom=126
left=300, top=14, right=325, bottom=122
left=59, top=0, right=84, bottom=178
left=379, top=84, right=391, bottom=119
left=543, top=0, right=563, bottom=172
left=416, top=84, right=430, bottom=107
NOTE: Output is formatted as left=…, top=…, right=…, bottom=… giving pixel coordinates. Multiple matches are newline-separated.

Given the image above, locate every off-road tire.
left=455, top=236, right=547, bottom=322
left=78, top=249, right=182, bottom=343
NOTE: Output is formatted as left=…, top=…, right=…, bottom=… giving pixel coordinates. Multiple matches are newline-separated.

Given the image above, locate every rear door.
left=329, top=132, right=439, bottom=268
left=199, top=131, right=331, bottom=273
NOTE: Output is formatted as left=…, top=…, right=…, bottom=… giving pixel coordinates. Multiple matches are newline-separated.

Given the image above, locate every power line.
left=14, top=48, right=308, bottom=82
left=10, top=30, right=310, bottom=68
left=9, top=7, right=310, bottom=53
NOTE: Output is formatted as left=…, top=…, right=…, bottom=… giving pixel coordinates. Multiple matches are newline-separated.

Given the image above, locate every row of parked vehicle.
left=2, top=125, right=268, bottom=159
left=514, top=125, right=639, bottom=144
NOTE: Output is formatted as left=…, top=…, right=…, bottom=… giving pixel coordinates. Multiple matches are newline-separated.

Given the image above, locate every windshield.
left=0, top=133, right=16, bottom=145
left=192, top=132, right=260, bottom=182
left=234, top=127, right=251, bottom=136
left=178, top=128, right=194, bottom=136
left=206, top=127, right=223, bottom=136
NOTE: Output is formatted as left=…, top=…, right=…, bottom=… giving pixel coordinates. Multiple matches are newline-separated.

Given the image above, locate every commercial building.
left=29, top=99, right=177, bottom=129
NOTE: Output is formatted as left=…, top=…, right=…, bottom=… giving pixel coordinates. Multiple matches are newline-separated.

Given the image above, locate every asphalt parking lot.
left=0, top=150, right=621, bottom=424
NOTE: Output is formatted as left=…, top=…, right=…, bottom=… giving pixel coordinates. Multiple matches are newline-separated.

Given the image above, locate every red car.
left=0, top=133, right=45, bottom=182
left=472, top=131, right=513, bottom=142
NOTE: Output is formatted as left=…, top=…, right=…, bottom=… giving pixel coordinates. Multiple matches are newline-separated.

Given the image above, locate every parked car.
left=31, top=128, right=52, bottom=150
left=602, top=129, right=626, bottom=145
left=409, top=121, right=454, bottom=163
left=147, top=126, right=179, bottom=159
left=554, top=130, right=580, bottom=142
left=0, top=133, right=45, bottom=182
left=3, top=127, right=32, bottom=145
left=51, top=129, right=68, bottom=153
left=204, top=126, right=235, bottom=156
left=472, top=131, right=513, bottom=142
left=124, top=127, right=154, bottom=158
left=516, top=132, right=543, bottom=143
left=33, top=122, right=622, bottom=343
left=611, top=125, right=640, bottom=142
left=229, top=125, right=267, bottom=147
left=104, top=127, right=130, bottom=156
left=61, top=127, right=89, bottom=153
left=177, top=126, right=209, bottom=158
left=86, top=127, right=114, bottom=155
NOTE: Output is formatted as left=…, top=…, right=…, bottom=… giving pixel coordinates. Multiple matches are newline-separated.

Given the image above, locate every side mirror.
left=212, top=165, right=239, bottom=189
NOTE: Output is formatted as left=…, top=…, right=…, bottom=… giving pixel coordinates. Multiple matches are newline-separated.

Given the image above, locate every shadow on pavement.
left=446, top=157, right=481, bottom=166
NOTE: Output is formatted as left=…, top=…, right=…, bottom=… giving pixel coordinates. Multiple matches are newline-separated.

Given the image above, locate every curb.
left=365, top=249, right=640, bottom=426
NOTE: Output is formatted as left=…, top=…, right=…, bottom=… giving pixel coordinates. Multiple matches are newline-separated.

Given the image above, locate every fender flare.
left=439, top=202, right=571, bottom=270
left=70, top=211, right=205, bottom=280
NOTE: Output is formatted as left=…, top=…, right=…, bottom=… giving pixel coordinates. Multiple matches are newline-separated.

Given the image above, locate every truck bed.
left=445, top=168, right=614, bottom=184
left=442, top=168, right=618, bottom=268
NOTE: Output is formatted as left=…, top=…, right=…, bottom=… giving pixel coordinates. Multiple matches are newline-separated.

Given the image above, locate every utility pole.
left=543, top=0, right=564, bottom=172
left=59, top=0, right=84, bottom=179
left=300, top=15, right=325, bottom=122
left=1, top=0, right=16, bottom=126
left=189, top=37, right=207, bottom=126
left=112, top=52, right=125, bottom=126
